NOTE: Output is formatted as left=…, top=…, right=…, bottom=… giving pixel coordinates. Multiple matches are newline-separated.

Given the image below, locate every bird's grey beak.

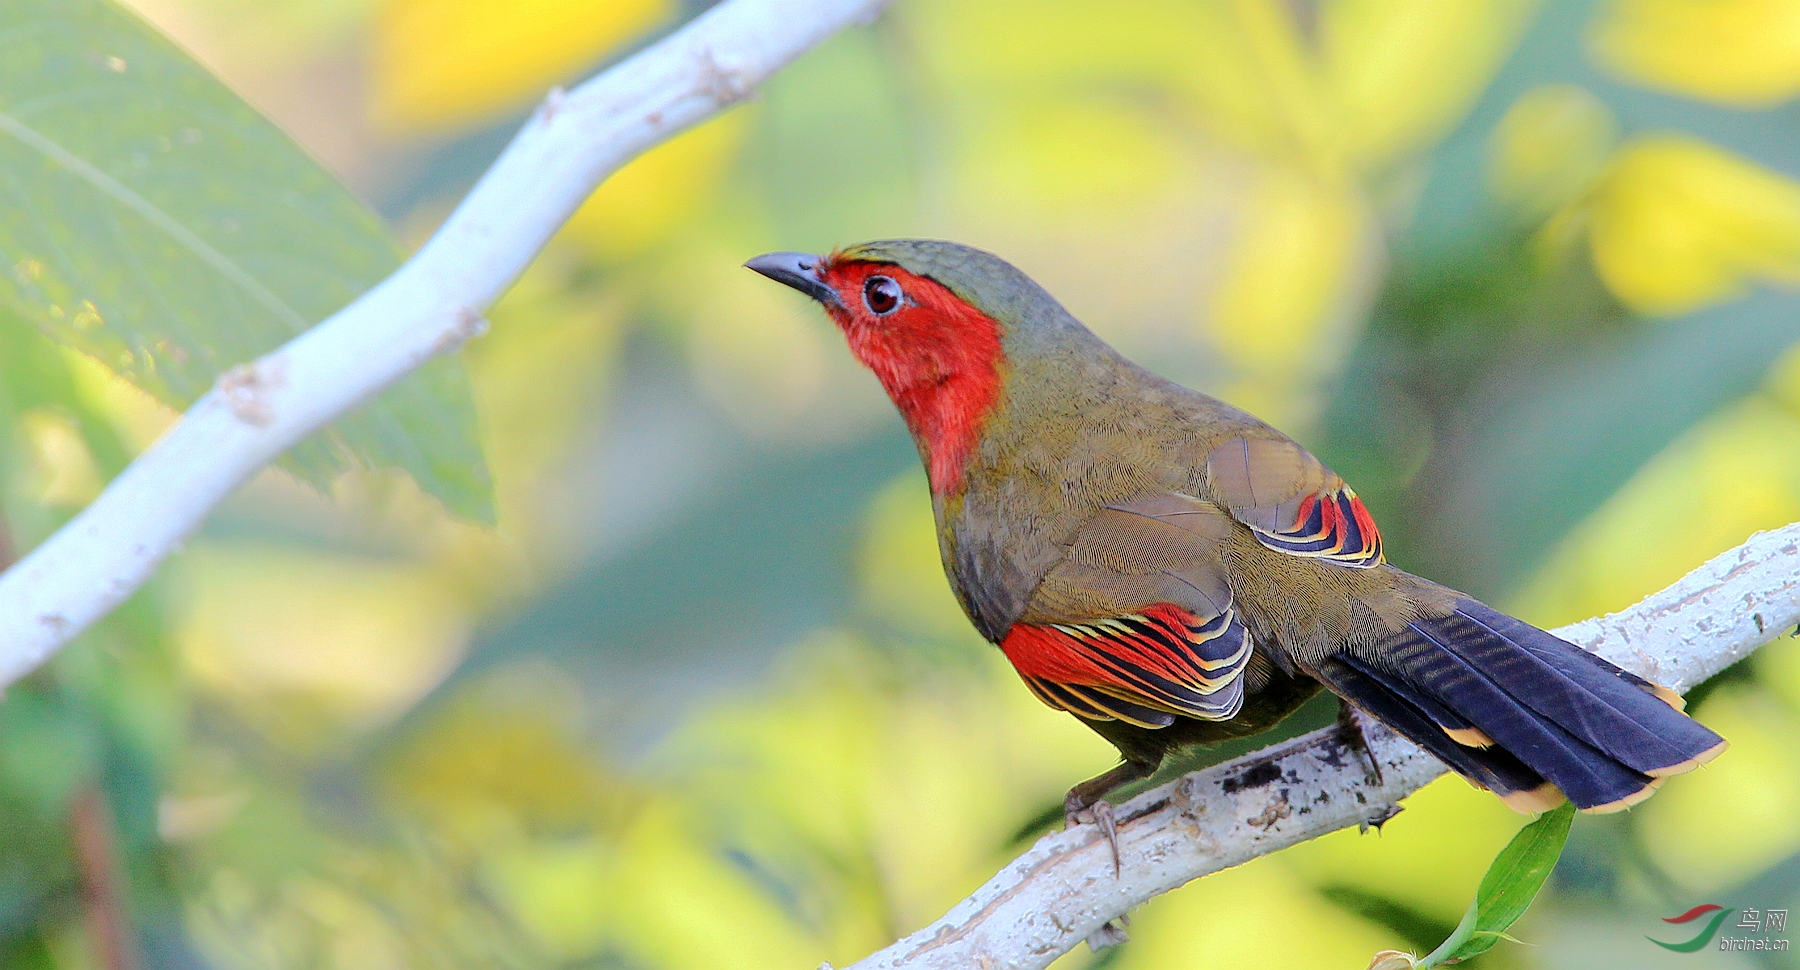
left=744, top=251, right=842, bottom=308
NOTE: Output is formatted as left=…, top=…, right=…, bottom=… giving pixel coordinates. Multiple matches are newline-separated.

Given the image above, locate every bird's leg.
left=1064, top=759, right=1156, bottom=877
left=1336, top=700, right=1384, bottom=787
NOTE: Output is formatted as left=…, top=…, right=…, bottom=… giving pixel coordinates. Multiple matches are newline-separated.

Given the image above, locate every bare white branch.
left=0, top=0, right=890, bottom=686
left=842, top=522, right=1800, bottom=970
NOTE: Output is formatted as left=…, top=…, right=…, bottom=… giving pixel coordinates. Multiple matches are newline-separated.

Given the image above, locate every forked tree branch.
left=839, top=522, right=1800, bottom=970
left=0, top=0, right=890, bottom=686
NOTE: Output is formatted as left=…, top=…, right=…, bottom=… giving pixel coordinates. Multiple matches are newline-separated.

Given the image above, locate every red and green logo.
left=1649, top=905, right=1732, bottom=952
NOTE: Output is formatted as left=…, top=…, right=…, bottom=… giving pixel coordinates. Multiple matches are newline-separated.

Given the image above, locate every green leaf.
left=0, top=0, right=492, bottom=521
left=1418, top=803, right=1574, bottom=967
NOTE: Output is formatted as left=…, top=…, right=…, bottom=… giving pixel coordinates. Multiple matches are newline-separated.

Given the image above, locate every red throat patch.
left=817, top=257, right=1006, bottom=494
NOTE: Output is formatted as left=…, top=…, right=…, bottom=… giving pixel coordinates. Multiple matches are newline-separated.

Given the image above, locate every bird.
left=745, top=238, right=1726, bottom=838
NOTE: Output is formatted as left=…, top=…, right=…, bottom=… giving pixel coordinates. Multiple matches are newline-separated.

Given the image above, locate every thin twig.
left=841, top=522, right=1800, bottom=970
left=71, top=784, right=142, bottom=970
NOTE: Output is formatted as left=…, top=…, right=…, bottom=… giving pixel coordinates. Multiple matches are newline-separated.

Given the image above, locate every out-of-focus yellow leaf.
left=1587, top=135, right=1800, bottom=316
left=19, top=408, right=103, bottom=506
left=484, top=835, right=617, bottom=959
left=1512, top=396, right=1800, bottom=626
left=671, top=634, right=888, bottom=867
left=1488, top=84, right=1618, bottom=218
left=178, top=547, right=471, bottom=744
left=1181, top=0, right=1333, bottom=165
left=1323, top=0, right=1539, bottom=169
left=562, top=115, right=747, bottom=259
left=1209, top=167, right=1367, bottom=375
left=662, top=633, right=1113, bottom=957
left=124, top=0, right=372, bottom=73
left=373, top=0, right=672, bottom=134
left=953, top=97, right=1191, bottom=216
left=1116, top=852, right=1394, bottom=969
left=1284, top=773, right=1524, bottom=926
left=908, top=0, right=1529, bottom=178
left=655, top=235, right=891, bottom=440
left=383, top=670, right=617, bottom=844
left=456, top=261, right=623, bottom=568
left=1637, top=685, right=1800, bottom=893
left=1771, top=339, right=1800, bottom=412
left=857, top=473, right=971, bottom=645
left=1758, top=638, right=1800, bottom=719
left=607, top=799, right=832, bottom=970
left=1593, top=0, right=1800, bottom=107
left=903, top=0, right=1211, bottom=94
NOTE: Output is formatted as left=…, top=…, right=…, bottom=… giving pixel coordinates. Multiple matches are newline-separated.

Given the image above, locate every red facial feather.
left=816, top=258, right=1006, bottom=494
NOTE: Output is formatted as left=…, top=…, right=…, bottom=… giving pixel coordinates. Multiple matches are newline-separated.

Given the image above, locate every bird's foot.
left=1085, top=913, right=1130, bottom=951
left=1359, top=803, right=1404, bottom=834
left=1067, top=798, right=1122, bottom=877
left=1337, top=702, right=1384, bottom=787
left=1063, top=759, right=1155, bottom=877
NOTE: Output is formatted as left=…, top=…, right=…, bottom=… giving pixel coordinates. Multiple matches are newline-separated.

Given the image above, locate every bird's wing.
left=1203, top=434, right=1384, bottom=568
left=1000, top=493, right=1253, bottom=728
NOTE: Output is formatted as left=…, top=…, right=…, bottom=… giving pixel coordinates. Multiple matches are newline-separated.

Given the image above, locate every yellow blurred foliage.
left=677, top=239, right=847, bottom=435
left=1187, top=0, right=1527, bottom=395
left=1209, top=166, right=1366, bottom=376
left=662, top=633, right=1115, bottom=963
left=911, top=0, right=1536, bottom=407
left=1182, top=0, right=1336, bottom=165
left=177, top=547, right=472, bottom=745
left=1173, top=0, right=1532, bottom=171
left=1283, top=773, right=1525, bottom=926
left=484, top=835, right=616, bottom=959
left=1594, top=0, right=1800, bottom=107
left=952, top=96, right=1193, bottom=217
left=461, top=263, right=624, bottom=566
left=1587, top=135, right=1800, bottom=316
left=561, top=114, right=748, bottom=259
left=1757, top=637, right=1800, bottom=718
left=122, top=0, right=375, bottom=74
left=18, top=408, right=105, bottom=507
left=384, top=669, right=618, bottom=844
left=905, top=0, right=1212, bottom=94
left=372, top=0, right=671, bottom=134
left=858, top=472, right=991, bottom=645
left=606, top=802, right=825, bottom=970
left=1513, top=395, right=1800, bottom=627
left=1322, top=0, right=1539, bottom=170
left=1774, top=337, right=1800, bottom=411
left=1109, top=851, right=1394, bottom=970
left=1637, top=684, right=1800, bottom=893
left=1489, top=84, right=1619, bottom=219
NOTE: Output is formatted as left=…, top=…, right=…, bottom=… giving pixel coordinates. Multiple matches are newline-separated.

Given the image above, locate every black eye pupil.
left=864, top=276, right=901, bottom=315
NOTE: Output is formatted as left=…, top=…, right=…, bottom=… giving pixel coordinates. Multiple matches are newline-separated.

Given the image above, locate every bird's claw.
left=1337, top=703, right=1384, bottom=787
left=1359, top=803, right=1404, bottom=834
left=1085, top=913, right=1130, bottom=951
left=1068, top=798, right=1122, bottom=876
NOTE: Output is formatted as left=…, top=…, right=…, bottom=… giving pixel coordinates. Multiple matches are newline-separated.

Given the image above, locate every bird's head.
left=746, top=239, right=1084, bottom=494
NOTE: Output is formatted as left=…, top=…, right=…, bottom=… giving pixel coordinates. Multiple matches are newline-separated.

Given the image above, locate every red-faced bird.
left=746, top=239, right=1725, bottom=829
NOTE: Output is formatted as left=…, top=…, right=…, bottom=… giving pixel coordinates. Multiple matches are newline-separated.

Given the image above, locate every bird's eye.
left=863, top=275, right=902, bottom=316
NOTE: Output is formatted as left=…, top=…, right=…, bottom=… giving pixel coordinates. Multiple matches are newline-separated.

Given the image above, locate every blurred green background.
left=3, top=0, right=1800, bottom=967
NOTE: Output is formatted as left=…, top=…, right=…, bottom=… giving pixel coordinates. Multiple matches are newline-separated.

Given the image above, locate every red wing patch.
left=1251, top=486, right=1383, bottom=567
left=1001, top=604, right=1250, bottom=728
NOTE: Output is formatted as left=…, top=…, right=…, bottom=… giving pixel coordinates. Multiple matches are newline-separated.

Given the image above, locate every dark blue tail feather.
left=1316, top=598, right=1725, bottom=812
